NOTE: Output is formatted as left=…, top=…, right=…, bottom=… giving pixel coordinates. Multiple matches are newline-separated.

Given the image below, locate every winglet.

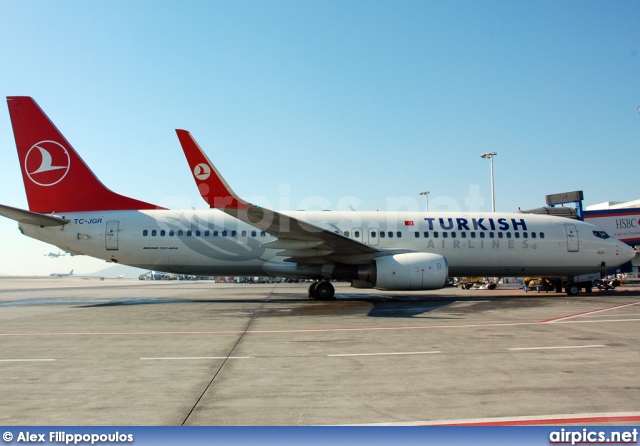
left=176, top=130, right=251, bottom=210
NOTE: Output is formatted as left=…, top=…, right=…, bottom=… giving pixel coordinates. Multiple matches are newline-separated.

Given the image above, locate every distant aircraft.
left=45, top=251, right=66, bottom=258
left=50, top=269, right=73, bottom=277
left=0, top=96, right=635, bottom=300
left=114, top=273, right=126, bottom=279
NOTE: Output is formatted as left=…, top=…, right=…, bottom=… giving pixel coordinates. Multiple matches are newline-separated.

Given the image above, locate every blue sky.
left=0, top=0, right=638, bottom=275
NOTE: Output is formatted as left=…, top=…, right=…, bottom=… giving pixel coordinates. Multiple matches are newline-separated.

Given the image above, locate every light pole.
left=480, top=152, right=497, bottom=212
left=419, top=191, right=430, bottom=212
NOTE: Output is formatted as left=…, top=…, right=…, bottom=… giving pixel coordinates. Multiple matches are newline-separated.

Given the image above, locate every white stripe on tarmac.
left=508, top=344, right=605, bottom=351
left=0, top=316, right=637, bottom=339
left=328, top=351, right=441, bottom=357
left=0, top=358, right=56, bottom=362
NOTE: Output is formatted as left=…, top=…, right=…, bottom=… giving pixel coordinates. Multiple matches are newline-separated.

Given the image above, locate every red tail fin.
left=7, top=97, right=163, bottom=213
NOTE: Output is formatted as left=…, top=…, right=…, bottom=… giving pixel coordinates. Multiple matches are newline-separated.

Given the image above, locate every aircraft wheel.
left=308, top=281, right=319, bottom=298
left=565, top=283, right=580, bottom=296
left=314, top=281, right=335, bottom=300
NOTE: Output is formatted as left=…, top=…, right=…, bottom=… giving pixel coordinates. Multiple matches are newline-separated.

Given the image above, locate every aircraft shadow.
left=80, top=295, right=466, bottom=319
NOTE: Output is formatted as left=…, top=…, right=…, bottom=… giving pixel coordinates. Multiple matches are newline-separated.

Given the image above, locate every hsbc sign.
left=616, top=218, right=638, bottom=229
left=584, top=210, right=640, bottom=245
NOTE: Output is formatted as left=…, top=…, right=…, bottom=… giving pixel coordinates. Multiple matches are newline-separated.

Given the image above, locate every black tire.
left=565, top=283, right=580, bottom=296
left=308, top=281, right=319, bottom=298
left=314, top=281, right=335, bottom=300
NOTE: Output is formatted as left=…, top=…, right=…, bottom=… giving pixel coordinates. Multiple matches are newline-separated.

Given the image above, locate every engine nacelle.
left=367, top=252, right=448, bottom=291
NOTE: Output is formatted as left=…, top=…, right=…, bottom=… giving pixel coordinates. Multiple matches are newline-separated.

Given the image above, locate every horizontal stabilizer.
left=0, top=203, right=69, bottom=226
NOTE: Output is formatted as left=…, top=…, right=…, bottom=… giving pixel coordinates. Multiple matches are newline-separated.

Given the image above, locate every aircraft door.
left=352, top=227, right=363, bottom=243
left=368, top=228, right=379, bottom=246
left=564, top=223, right=579, bottom=252
left=106, top=220, right=119, bottom=251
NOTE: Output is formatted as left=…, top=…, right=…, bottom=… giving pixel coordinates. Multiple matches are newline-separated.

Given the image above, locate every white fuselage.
left=19, top=210, right=635, bottom=279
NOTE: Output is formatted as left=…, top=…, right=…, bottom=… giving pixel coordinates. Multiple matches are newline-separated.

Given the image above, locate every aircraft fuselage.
left=20, top=209, right=633, bottom=279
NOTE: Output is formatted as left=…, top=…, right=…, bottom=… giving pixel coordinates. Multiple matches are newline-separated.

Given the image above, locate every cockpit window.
left=593, top=230, right=610, bottom=239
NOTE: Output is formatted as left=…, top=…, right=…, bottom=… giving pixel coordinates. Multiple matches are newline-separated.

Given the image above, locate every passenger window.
left=415, top=232, right=420, bottom=238
left=186, top=230, right=192, bottom=237
left=523, top=232, right=528, bottom=238
left=178, top=230, right=184, bottom=236
left=515, top=232, right=520, bottom=239
left=143, top=230, right=148, bottom=236
left=169, top=230, right=175, bottom=237
left=434, top=232, right=439, bottom=238
left=461, top=232, right=467, bottom=238
left=498, top=232, right=503, bottom=239
left=160, top=230, right=166, bottom=236
left=371, top=231, right=377, bottom=238
left=344, top=231, right=350, bottom=237
left=443, top=232, right=448, bottom=238
left=222, top=230, right=228, bottom=237
left=241, top=230, right=247, bottom=237
left=540, top=232, right=545, bottom=239
left=388, top=231, right=393, bottom=238
left=424, top=232, right=429, bottom=238
left=195, top=230, right=201, bottom=237
left=251, top=231, right=257, bottom=237
left=451, top=232, right=456, bottom=238
left=260, top=231, right=267, bottom=237
left=231, top=230, right=237, bottom=237
left=532, top=232, right=537, bottom=239
left=471, top=232, right=476, bottom=238
left=355, top=231, right=361, bottom=238
left=480, top=232, right=485, bottom=239
left=380, top=232, right=386, bottom=238
left=396, top=231, right=401, bottom=238
left=204, top=230, right=210, bottom=237
left=213, top=230, right=218, bottom=237
left=151, top=230, right=157, bottom=236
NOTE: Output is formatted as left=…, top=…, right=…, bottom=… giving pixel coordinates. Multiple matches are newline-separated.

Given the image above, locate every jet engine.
left=357, top=252, right=448, bottom=291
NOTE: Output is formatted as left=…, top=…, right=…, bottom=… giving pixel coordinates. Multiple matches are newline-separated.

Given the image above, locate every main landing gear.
left=308, top=280, right=336, bottom=300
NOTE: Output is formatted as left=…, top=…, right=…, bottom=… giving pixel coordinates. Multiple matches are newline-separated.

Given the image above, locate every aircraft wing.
left=0, top=203, right=70, bottom=227
left=175, top=130, right=380, bottom=259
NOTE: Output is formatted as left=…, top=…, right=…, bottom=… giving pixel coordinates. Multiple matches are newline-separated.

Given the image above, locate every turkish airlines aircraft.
left=1, top=97, right=635, bottom=300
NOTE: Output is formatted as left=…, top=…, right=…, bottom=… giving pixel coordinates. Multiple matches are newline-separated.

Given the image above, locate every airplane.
left=45, top=251, right=66, bottom=258
left=50, top=269, right=73, bottom=277
left=0, top=96, right=635, bottom=300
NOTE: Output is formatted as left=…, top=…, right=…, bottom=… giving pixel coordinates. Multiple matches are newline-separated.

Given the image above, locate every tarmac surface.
left=0, top=277, right=639, bottom=426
